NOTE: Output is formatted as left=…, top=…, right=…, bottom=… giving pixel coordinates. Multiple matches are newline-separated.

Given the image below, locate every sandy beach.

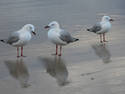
left=0, top=0, right=125, bottom=94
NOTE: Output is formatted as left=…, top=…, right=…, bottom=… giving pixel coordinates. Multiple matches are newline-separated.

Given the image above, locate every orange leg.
left=21, top=46, right=24, bottom=57
left=56, top=45, right=58, bottom=55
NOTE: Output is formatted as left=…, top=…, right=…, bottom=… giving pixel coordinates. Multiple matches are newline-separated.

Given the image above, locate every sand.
left=0, top=0, right=125, bottom=94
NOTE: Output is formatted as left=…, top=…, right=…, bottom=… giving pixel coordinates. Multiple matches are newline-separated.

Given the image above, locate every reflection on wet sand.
left=92, top=43, right=111, bottom=63
left=39, top=56, right=69, bottom=86
left=4, top=58, right=30, bottom=88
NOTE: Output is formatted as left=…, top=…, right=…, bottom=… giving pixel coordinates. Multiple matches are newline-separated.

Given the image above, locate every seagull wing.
left=88, top=22, right=102, bottom=33
left=7, top=32, right=20, bottom=45
left=59, top=29, right=78, bottom=43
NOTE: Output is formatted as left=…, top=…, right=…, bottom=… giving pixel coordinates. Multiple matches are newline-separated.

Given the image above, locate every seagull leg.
left=56, top=45, right=58, bottom=55
left=58, top=46, right=62, bottom=56
left=17, top=47, right=20, bottom=58
left=21, top=46, right=26, bottom=57
left=21, top=46, right=23, bottom=57
left=100, top=34, right=103, bottom=43
left=103, top=33, right=108, bottom=42
left=51, top=45, right=58, bottom=55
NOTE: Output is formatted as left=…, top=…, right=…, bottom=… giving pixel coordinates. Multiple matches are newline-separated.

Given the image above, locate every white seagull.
left=44, top=21, right=79, bottom=56
left=0, top=24, right=36, bottom=57
left=87, top=16, right=114, bottom=43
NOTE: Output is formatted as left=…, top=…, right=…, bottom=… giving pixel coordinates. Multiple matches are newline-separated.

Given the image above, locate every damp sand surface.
left=0, top=0, right=125, bottom=94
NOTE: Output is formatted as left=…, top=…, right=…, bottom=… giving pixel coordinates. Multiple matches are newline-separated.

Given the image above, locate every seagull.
left=0, top=24, right=36, bottom=57
left=87, top=16, right=114, bottom=43
left=44, top=21, right=79, bottom=56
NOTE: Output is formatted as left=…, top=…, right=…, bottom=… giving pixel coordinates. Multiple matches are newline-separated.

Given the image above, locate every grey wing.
left=7, top=32, right=20, bottom=45
left=59, top=30, right=74, bottom=43
left=89, top=22, right=102, bottom=33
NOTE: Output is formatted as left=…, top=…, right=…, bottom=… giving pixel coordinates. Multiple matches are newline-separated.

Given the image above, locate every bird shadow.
left=4, top=58, right=31, bottom=88
left=91, top=43, right=111, bottom=63
left=38, top=56, right=69, bottom=86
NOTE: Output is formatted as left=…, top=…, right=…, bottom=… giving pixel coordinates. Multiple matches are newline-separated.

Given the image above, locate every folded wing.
left=59, top=30, right=79, bottom=43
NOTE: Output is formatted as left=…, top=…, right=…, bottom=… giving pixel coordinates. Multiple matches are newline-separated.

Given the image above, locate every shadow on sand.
left=38, top=56, right=69, bottom=86
left=91, top=43, right=111, bottom=63
left=4, top=58, right=30, bottom=88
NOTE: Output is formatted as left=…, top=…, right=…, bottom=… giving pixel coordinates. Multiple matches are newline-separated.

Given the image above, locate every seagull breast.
left=13, top=31, right=32, bottom=47
left=101, top=21, right=111, bottom=32
left=20, top=31, right=32, bottom=44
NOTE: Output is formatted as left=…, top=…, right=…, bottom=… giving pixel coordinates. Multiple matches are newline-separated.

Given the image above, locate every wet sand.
left=0, top=0, right=125, bottom=94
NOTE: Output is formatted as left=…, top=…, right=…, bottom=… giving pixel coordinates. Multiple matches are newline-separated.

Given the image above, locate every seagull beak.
left=44, top=25, right=50, bottom=29
left=32, top=31, right=36, bottom=35
left=110, top=19, right=114, bottom=22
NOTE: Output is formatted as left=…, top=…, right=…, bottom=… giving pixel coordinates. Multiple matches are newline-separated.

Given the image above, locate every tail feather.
left=87, top=28, right=97, bottom=33
left=73, top=38, right=79, bottom=42
left=0, top=39, right=6, bottom=43
left=87, top=28, right=90, bottom=31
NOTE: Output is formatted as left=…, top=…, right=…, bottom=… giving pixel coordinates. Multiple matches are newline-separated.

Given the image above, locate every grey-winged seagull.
left=44, top=21, right=79, bottom=56
left=0, top=24, right=36, bottom=57
left=87, top=16, right=114, bottom=43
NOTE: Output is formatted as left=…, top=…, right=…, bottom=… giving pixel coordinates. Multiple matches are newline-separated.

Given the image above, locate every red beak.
left=44, top=25, right=50, bottom=29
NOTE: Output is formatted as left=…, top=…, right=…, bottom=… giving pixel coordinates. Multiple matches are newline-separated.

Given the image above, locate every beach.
left=0, top=0, right=125, bottom=94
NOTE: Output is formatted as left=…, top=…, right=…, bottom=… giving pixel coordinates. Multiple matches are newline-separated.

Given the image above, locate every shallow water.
left=0, top=0, right=125, bottom=94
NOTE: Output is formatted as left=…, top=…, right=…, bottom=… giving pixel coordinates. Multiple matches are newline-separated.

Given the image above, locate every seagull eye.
left=29, top=26, right=32, bottom=30
left=51, top=24, right=55, bottom=26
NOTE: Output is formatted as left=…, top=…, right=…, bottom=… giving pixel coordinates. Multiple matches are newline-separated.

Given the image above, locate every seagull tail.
left=86, top=28, right=97, bottom=33
left=73, top=38, right=79, bottom=42
left=0, top=39, right=6, bottom=43
left=84, top=26, right=90, bottom=31
left=87, top=28, right=90, bottom=31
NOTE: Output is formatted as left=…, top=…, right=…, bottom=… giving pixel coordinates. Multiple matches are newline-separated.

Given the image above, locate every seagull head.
left=102, top=16, right=114, bottom=22
left=23, top=24, right=36, bottom=35
left=44, top=21, right=60, bottom=29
